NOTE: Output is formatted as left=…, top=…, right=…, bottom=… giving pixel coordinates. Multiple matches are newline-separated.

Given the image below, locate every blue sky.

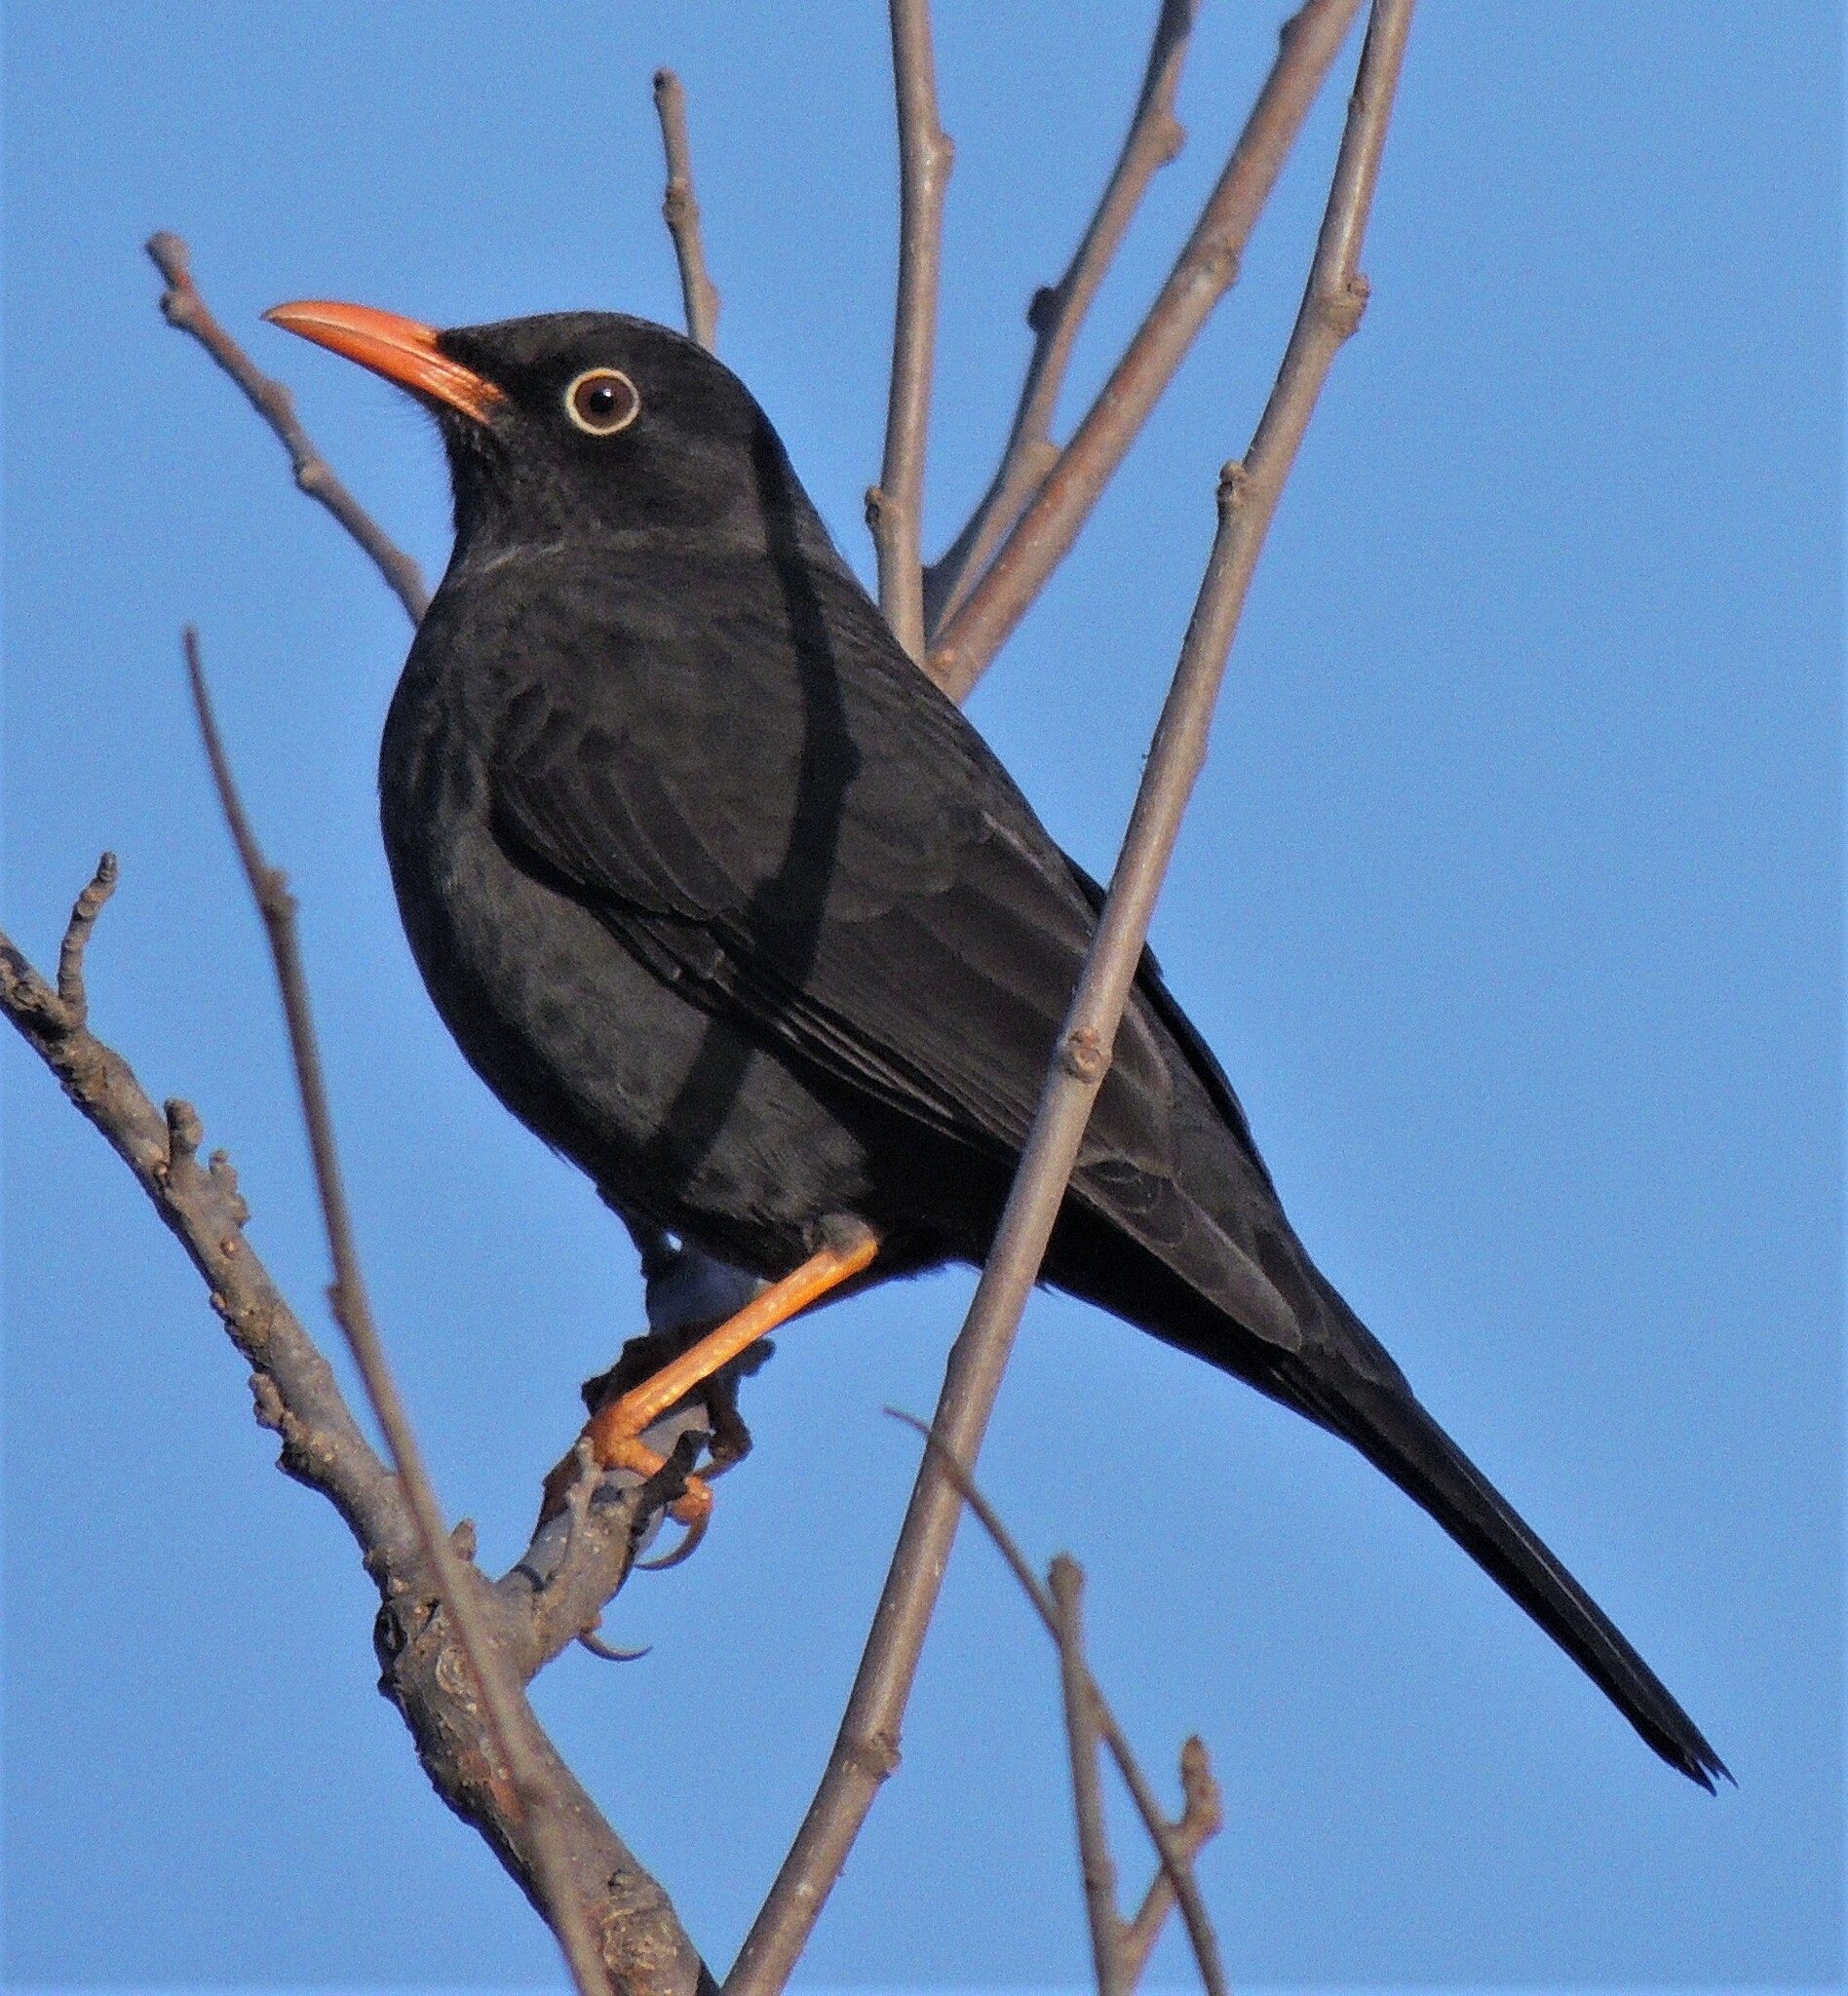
left=2, top=2, right=1840, bottom=1988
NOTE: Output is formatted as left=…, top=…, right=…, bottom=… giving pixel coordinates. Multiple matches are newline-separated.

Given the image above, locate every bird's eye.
left=564, top=367, right=640, bottom=436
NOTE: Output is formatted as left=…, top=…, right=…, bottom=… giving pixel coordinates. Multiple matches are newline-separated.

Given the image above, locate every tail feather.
left=1278, top=1300, right=1729, bottom=1789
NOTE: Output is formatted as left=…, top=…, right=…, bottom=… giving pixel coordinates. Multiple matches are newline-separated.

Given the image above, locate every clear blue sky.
left=3, top=2, right=1839, bottom=1987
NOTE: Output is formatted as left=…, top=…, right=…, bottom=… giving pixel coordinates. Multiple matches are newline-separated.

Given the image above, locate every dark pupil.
left=575, top=374, right=631, bottom=428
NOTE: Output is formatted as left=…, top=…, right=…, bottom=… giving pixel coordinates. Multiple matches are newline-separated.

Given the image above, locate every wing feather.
left=487, top=549, right=1302, bottom=1349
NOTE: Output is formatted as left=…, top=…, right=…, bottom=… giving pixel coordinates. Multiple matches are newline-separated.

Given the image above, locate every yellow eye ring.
left=564, top=367, right=640, bottom=436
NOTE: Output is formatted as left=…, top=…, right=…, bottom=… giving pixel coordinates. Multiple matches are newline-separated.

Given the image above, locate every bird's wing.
left=486, top=552, right=1304, bottom=1346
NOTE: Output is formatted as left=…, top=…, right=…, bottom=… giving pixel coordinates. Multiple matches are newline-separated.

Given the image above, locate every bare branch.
left=924, top=0, right=1197, bottom=633
left=1051, top=1558, right=1129, bottom=1996
left=732, top=6, right=1413, bottom=1982
left=5, top=881, right=708, bottom=1991
left=885, top=1409, right=1226, bottom=1996
left=867, top=0, right=954, bottom=664
left=653, top=71, right=721, bottom=352
left=145, top=231, right=431, bottom=622
left=183, top=629, right=614, bottom=1996
left=5, top=858, right=710, bottom=1991
left=926, top=0, right=1366, bottom=700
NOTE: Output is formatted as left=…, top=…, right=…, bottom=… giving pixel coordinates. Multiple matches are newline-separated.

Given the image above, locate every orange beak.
left=263, top=300, right=504, bottom=425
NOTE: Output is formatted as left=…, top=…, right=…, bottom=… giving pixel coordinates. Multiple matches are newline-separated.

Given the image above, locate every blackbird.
left=267, top=298, right=1725, bottom=1788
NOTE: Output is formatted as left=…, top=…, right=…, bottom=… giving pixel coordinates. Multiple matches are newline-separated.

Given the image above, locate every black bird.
left=267, top=299, right=1725, bottom=1788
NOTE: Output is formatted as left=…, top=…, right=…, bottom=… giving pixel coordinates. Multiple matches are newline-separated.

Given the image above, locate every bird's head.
left=264, top=301, right=803, bottom=558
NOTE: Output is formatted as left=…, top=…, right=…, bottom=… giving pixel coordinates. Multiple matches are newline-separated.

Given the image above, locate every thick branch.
left=145, top=232, right=431, bottom=622
left=868, top=0, right=953, bottom=664
left=927, top=0, right=1366, bottom=700
left=924, top=0, right=1196, bottom=633
left=731, top=6, right=1412, bottom=1982
left=653, top=71, right=721, bottom=352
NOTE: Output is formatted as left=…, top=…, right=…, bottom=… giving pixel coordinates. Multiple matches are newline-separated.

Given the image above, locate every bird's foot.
left=537, top=1217, right=880, bottom=1559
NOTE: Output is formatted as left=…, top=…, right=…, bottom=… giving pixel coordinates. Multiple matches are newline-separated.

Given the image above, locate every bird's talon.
left=577, top=1628, right=652, bottom=1663
left=636, top=1478, right=712, bottom=1569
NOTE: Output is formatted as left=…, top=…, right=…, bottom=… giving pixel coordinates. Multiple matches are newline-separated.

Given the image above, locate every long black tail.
left=1277, top=1285, right=1729, bottom=1789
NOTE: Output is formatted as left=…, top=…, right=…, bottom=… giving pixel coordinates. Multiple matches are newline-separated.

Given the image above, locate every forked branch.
left=927, top=0, right=1367, bottom=699
left=731, top=4, right=1414, bottom=1986
left=889, top=1409, right=1226, bottom=1996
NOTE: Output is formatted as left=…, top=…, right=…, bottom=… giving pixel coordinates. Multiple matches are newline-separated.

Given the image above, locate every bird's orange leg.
left=545, top=1220, right=881, bottom=1553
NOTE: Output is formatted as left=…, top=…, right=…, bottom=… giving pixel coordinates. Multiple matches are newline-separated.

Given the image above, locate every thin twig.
left=1051, top=1558, right=1129, bottom=1996
left=926, top=0, right=1366, bottom=700
left=182, top=629, right=611, bottom=1996
left=652, top=71, right=721, bottom=352
left=146, top=234, right=430, bottom=622
left=886, top=1408, right=1226, bottom=1995
left=732, top=6, right=1413, bottom=1984
left=54, top=851, right=119, bottom=1021
left=867, top=0, right=954, bottom=664
left=924, top=0, right=1197, bottom=633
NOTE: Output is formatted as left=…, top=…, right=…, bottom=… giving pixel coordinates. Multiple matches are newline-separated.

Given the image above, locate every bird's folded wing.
left=486, top=560, right=1304, bottom=1347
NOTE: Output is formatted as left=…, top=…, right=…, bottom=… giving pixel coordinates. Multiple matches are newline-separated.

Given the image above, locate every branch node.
left=1058, top=1023, right=1111, bottom=1083
left=250, top=1371, right=287, bottom=1433
left=864, top=484, right=889, bottom=531
left=209, top=1149, right=251, bottom=1224
left=1215, top=460, right=1251, bottom=515
left=844, top=1727, right=902, bottom=1782
left=164, top=1095, right=204, bottom=1170
left=1325, top=268, right=1371, bottom=337
left=1026, top=284, right=1061, bottom=334
left=451, top=1517, right=479, bottom=1563
left=435, top=1633, right=478, bottom=1702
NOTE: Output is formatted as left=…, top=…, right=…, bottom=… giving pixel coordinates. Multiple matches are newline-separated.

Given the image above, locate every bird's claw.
left=577, top=1627, right=652, bottom=1663
left=635, top=1485, right=712, bottom=1569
